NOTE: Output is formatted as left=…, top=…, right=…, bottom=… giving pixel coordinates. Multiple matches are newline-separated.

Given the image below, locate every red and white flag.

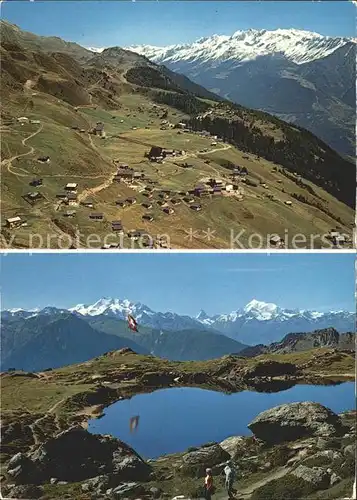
left=127, top=314, right=138, bottom=332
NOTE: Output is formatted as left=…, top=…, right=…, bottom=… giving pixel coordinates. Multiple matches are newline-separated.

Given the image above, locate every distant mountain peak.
left=196, top=309, right=210, bottom=320
left=2, top=297, right=354, bottom=347
left=86, top=46, right=105, bottom=53
left=69, top=297, right=141, bottom=317
left=244, top=298, right=278, bottom=311
left=127, top=28, right=354, bottom=65
left=242, top=299, right=279, bottom=320
left=8, top=307, right=40, bottom=314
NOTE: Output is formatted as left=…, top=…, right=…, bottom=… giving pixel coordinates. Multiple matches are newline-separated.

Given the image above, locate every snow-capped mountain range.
left=117, top=27, right=355, bottom=157
left=125, top=28, right=354, bottom=66
left=3, top=298, right=354, bottom=345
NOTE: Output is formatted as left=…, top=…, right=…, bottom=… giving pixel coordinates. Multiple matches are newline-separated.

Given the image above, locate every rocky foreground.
left=1, top=348, right=355, bottom=499
left=2, top=402, right=355, bottom=500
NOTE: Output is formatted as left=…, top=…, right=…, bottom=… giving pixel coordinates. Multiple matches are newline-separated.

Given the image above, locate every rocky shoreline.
left=2, top=403, right=355, bottom=500
left=1, top=349, right=355, bottom=499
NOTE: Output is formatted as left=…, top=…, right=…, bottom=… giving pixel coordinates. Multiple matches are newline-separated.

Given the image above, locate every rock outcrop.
left=248, top=402, right=344, bottom=444
left=240, top=360, right=298, bottom=379
left=2, top=484, right=43, bottom=499
left=177, top=443, right=230, bottom=477
left=220, top=436, right=246, bottom=457
left=7, top=428, right=151, bottom=485
left=291, top=465, right=331, bottom=490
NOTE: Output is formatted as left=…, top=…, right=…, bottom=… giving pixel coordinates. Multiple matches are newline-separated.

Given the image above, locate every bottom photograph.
left=1, top=253, right=356, bottom=500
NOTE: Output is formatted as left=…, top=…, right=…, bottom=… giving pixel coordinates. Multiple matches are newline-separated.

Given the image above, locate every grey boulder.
left=27, top=427, right=151, bottom=483
left=248, top=402, right=343, bottom=444
left=330, top=472, right=342, bottom=486
left=112, top=482, right=145, bottom=498
left=6, top=484, right=43, bottom=499
left=112, top=453, right=151, bottom=481
left=178, top=444, right=230, bottom=477
left=343, top=444, right=356, bottom=458
left=6, top=453, right=39, bottom=485
left=292, top=465, right=331, bottom=490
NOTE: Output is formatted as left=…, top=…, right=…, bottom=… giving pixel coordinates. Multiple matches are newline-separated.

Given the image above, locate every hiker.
left=204, top=468, right=215, bottom=499
left=224, top=460, right=236, bottom=498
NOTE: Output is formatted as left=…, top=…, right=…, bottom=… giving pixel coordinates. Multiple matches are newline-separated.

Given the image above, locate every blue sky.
left=0, top=253, right=355, bottom=314
left=2, top=1, right=355, bottom=47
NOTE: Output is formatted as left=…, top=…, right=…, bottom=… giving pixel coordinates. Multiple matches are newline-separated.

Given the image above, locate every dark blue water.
left=88, top=383, right=355, bottom=459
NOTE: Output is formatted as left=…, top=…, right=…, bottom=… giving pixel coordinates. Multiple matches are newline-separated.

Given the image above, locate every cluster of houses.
left=56, top=183, right=79, bottom=206
left=116, top=197, right=137, bottom=208
left=147, top=146, right=185, bottom=163
left=230, top=166, right=248, bottom=180
left=16, top=117, right=41, bottom=126
left=24, top=178, right=45, bottom=205
left=70, top=122, right=106, bottom=137
left=190, top=178, right=243, bottom=199
left=189, top=129, right=221, bottom=142
left=160, top=119, right=176, bottom=130
left=113, top=164, right=145, bottom=184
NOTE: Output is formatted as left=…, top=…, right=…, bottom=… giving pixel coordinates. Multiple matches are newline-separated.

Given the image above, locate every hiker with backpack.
left=204, top=468, right=215, bottom=499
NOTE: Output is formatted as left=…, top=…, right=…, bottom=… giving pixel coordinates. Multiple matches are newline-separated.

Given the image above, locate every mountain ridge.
left=5, top=297, right=354, bottom=322
left=125, top=28, right=356, bottom=156
left=3, top=298, right=354, bottom=346
left=126, top=28, right=355, bottom=66
left=239, top=327, right=355, bottom=357
left=1, top=310, right=248, bottom=371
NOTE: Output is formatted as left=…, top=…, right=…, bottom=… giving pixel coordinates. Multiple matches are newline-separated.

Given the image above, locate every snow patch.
left=86, top=46, right=105, bottom=53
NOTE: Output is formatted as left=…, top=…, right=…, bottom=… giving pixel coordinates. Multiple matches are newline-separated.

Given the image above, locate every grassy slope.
left=1, top=40, right=354, bottom=249
left=2, top=348, right=354, bottom=415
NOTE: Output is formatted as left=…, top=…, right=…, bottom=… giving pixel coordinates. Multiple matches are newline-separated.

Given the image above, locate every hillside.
left=129, top=29, right=356, bottom=157
left=1, top=313, right=148, bottom=371
left=0, top=311, right=247, bottom=371
left=0, top=21, right=354, bottom=249
left=239, top=328, right=355, bottom=357
left=87, top=315, right=247, bottom=361
left=0, top=20, right=92, bottom=61
left=187, top=103, right=355, bottom=207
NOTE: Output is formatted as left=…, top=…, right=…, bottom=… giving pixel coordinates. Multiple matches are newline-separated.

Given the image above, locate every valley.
left=1, top=21, right=355, bottom=249
left=129, top=29, right=356, bottom=158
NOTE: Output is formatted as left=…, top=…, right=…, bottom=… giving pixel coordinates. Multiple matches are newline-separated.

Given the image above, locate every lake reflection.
left=88, top=382, right=355, bottom=458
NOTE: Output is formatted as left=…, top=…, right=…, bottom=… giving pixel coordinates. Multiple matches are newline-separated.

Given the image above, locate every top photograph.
left=1, top=0, right=355, bottom=250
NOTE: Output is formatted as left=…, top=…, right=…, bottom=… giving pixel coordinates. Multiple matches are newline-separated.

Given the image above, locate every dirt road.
left=29, top=398, right=66, bottom=447
left=77, top=173, right=115, bottom=203
left=215, top=466, right=291, bottom=499
left=2, top=124, right=43, bottom=175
